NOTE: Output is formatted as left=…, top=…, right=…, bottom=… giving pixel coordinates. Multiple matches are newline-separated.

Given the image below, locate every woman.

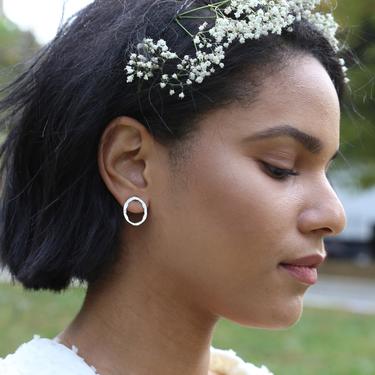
left=0, top=1, right=348, bottom=374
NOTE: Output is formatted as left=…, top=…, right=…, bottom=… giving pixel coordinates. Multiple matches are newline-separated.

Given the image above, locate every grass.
left=1, top=283, right=374, bottom=375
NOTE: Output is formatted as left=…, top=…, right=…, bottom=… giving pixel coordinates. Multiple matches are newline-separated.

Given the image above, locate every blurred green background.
left=333, top=0, right=375, bottom=188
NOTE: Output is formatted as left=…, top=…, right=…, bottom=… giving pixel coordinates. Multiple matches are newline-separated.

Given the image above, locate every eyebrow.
left=244, top=124, right=340, bottom=163
left=244, top=124, right=324, bottom=154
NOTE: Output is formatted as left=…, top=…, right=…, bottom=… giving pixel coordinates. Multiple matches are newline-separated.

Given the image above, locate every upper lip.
left=280, top=253, right=326, bottom=268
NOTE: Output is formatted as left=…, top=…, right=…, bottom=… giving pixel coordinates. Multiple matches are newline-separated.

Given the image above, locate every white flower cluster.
left=125, top=0, right=349, bottom=99
left=209, top=346, right=274, bottom=375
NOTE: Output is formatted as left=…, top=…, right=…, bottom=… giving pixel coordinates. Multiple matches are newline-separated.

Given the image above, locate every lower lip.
left=279, top=264, right=318, bottom=285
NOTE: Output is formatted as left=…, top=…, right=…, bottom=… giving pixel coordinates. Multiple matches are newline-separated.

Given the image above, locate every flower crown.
left=125, top=0, right=349, bottom=99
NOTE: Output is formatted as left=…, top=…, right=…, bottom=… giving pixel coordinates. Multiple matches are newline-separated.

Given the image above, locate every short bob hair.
left=0, top=0, right=346, bottom=292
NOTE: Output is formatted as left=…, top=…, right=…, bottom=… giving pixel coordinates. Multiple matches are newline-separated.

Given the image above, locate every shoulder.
left=0, top=335, right=98, bottom=375
left=209, top=346, right=274, bottom=375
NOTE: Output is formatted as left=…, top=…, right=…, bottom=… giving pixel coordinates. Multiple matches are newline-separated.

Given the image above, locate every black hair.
left=0, top=0, right=346, bottom=292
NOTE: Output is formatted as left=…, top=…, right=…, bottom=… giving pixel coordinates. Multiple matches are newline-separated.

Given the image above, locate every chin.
left=266, top=298, right=304, bottom=330
left=232, top=298, right=304, bottom=330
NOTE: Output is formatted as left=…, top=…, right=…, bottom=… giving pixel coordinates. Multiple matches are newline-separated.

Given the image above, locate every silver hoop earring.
left=123, top=196, right=148, bottom=226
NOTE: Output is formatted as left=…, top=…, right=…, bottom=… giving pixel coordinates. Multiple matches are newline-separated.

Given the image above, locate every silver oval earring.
left=123, top=196, right=148, bottom=226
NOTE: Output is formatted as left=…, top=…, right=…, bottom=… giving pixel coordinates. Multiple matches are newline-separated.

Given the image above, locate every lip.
left=280, top=254, right=326, bottom=268
left=279, top=253, right=326, bottom=285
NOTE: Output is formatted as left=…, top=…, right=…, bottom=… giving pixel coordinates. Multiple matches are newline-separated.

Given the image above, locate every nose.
left=298, top=177, right=347, bottom=237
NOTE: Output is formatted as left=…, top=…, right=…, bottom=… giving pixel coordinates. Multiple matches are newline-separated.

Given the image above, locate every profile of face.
left=99, top=54, right=346, bottom=331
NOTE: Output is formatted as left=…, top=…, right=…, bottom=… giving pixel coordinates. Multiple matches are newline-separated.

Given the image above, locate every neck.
left=55, top=245, right=220, bottom=375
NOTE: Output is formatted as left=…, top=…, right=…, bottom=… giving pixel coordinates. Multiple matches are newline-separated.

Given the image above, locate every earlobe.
left=97, top=116, right=150, bottom=211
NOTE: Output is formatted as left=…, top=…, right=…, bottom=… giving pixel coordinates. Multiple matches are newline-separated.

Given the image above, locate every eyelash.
left=260, top=161, right=299, bottom=181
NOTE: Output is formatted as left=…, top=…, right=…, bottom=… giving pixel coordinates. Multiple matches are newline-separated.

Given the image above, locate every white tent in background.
left=334, top=184, right=375, bottom=241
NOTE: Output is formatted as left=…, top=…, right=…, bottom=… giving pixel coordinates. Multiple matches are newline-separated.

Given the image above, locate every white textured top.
left=0, top=335, right=274, bottom=375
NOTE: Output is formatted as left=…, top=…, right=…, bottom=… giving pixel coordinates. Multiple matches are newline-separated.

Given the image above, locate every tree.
left=333, top=0, right=375, bottom=188
left=0, top=15, right=39, bottom=86
left=0, top=14, right=40, bottom=145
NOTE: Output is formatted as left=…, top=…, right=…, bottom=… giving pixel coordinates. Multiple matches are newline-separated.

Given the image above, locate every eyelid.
left=261, top=155, right=295, bottom=169
left=260, top=161, right=299, bottom=180
left=261, top=150, right=296, bottom=163
left=260, top=157, right=295, bottom=171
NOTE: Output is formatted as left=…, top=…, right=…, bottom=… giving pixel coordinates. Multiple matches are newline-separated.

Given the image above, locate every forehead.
left=200, top=54, right=341, bottom=151
left=245, top=54, right=340, bottom=140
left=261, top=55, right=339, bottom=113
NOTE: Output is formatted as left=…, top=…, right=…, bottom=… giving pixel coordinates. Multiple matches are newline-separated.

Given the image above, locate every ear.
left=97, top=116, right=153, bottom=215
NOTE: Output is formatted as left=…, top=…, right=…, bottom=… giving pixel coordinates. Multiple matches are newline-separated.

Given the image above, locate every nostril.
left=318, top=227, right=335, bottom=237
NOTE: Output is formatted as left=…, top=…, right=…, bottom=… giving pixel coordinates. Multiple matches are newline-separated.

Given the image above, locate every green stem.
left=178, top=0, right=230, bottom=17
left=175, top=17, right=194, bottom=38
left=178, top=16, right=217, bottom=19
left=216, top=7, right=227, bottom=18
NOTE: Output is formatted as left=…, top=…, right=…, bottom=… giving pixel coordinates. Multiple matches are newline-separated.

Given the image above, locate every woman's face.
left=147, top=55, right=346, bottom=329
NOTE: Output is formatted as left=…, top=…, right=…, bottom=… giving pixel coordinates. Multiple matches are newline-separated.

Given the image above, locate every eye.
left=260, top=161, right=299, bottom=181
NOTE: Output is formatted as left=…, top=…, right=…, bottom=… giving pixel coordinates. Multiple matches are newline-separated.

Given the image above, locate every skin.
left=55, top=54, right=346, bottom=375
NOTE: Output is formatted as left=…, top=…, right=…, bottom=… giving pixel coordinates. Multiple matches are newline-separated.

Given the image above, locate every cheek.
left=191, top=152, right=294, bottom=250
left=153, top=145, right=307, bottom=328
left=182, top=153, right=305, bottom=325
left=165, top=150, right=295, bottom=285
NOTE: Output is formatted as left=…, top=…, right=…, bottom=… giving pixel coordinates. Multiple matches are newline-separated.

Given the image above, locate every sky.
left=3, top=0, right=94, bottom=44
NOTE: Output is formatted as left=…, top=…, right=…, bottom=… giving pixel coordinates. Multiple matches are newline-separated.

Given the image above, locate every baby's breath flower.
left=199, top=21, right=209, bottom=31
left=124, top=0, right=349, bottom=99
